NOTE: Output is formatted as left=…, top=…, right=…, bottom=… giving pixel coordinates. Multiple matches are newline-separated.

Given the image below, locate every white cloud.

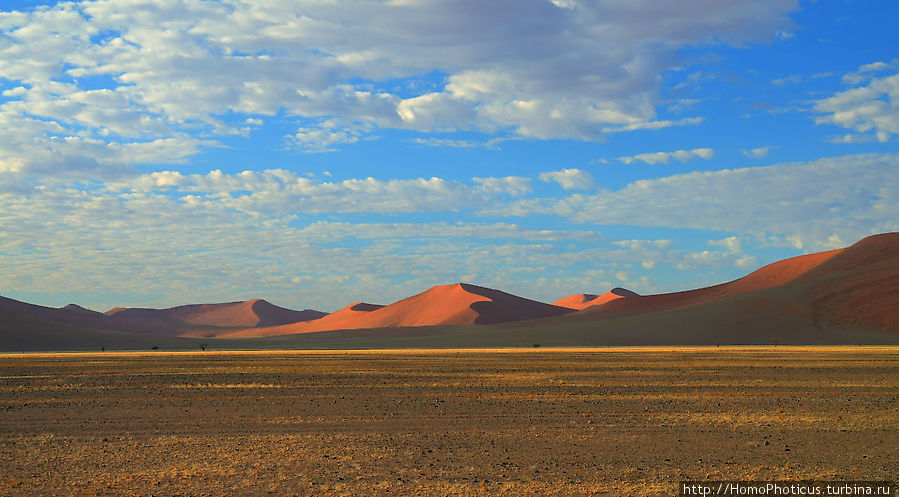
left=771, top=75, right=802, bottom=86
left=496, top=153, right=899, bottom=251
left=0, top=176, right=611, bottom=309
left=538, top=168, right=595, bottom=190
left=741, top=146, right=771, bottom=158
left=601, top=117, right=704, bottom=133
left=619, top=148, right=715, bottom=165
left=613, top=239, right=675, bottom=251
left=709, top=236, right=743, bottom=253
left=106, top=169, right=540, bottom=215
left=411, top=137, right=501, bottom=150
left=288, top=122, right=368, bottom=153
left=841, top=60, right=896, bottom=85
left=0, top=0, right=798, bottom=176
left=472, top=176, right=533, bottom=196
left=815, top=65, right=899, bottom=142
left=825, top=133, right=877, bottom=144
left=735, top=255, right=759, bottom=269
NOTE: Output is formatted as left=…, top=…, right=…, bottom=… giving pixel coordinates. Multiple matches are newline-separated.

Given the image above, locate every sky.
left=1, top=0, right=897, bottom=312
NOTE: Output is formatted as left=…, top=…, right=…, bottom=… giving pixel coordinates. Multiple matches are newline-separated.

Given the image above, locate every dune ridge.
left=584, top=247, right=845, bottom=318
left=107, top=299, right=325, bottom=329
left=553, top=288, right=639, bottom=310
left=217, top=283, right=574, bottom=338
left=2, top=232, right=897, bottom=349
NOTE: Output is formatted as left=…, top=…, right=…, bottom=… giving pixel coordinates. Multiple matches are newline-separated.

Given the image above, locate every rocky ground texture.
left=1, top=347, right=897, bottom=496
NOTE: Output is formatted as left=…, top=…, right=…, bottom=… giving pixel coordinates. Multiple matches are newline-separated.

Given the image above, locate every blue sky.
left=1, top=0, right=897, bottom=312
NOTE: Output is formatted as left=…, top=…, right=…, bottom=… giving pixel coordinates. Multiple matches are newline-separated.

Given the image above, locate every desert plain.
left=1, top=347, right=897, bottom=496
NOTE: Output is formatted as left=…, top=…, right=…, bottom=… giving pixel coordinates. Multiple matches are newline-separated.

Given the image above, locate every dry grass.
left=1, top=347, right=897, bottom=496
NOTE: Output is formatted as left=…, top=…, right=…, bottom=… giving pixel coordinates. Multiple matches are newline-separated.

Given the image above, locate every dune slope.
left=107, top=299, right=325, bottom=328
left=586, top=247, right=844, bottom=318
left=553, top=288, right=639, bottom=310
left=219, top=283, right=574, bottom=338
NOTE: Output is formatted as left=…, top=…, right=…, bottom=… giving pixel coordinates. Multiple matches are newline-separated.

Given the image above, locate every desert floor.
left=1, top=347, right=897, bottom=496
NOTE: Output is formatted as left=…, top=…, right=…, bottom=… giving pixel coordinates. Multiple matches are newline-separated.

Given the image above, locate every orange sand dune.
left=217, top=283, right=574, bottom=338
left=4, top=233, right=897, bottom=347
left=107, top=299, right=325, bottom=328
left=585, top=246, right=845, bottom=318
left=553, top=288, right=639, bottom=310
left=184, top=301, right=384, bottom=338
left=799, top=233, right=899, bottom=333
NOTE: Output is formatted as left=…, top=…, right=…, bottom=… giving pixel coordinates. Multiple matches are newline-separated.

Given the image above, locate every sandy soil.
left=1, top=347, right=897, bottom=496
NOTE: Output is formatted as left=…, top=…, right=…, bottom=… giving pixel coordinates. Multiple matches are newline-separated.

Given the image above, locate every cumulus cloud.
left=494, top=153, right=899, bottom=251
left=709, top=236, right=743, bottom=253
left=840, top=60, right=897, bottom=85
left=0, top=0, right=798, bottom=177
left=101, top=169, right=542, bottom=217
left=741, top=146, right=771, bottom=158
left=538, top=168, right=596, bottom=190
left=0, top=174, right=610, bottom=309
left=619, top=148, right=715, bottom=165
left=815, top=64, right=899, bottom=142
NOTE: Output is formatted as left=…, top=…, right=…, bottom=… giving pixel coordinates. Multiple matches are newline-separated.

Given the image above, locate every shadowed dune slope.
left=0, top=296, right=325, bottom=339
left=188, top=301, right=385, bottom=338
left=795, top=232, right=899, bottom=333
left=0, top=296, right=190, bottom=336
left=217, top=283, right=574, bottom=338
left=553, top=288, right=639, bottom=310
left=106, top=299, right=325, bottom=328
left=572, top=232, right=899, bottom=334
left=3, top=232, right=897, bottom=349
left=585, top=246, right=845, bottom=318
left=60, top=304, right=104, bottom=317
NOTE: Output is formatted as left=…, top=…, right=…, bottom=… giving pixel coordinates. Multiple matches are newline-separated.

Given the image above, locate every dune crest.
left=107, top=299, right=325, bottom=329
left=3, top=232, right=898, bottom=348
left=554, top=288, right=639, bottom=310
left=798, top=232, right=899, bottom=333
left=218, top=283, right=573, bottom=338
left=585, top=247, right=845, bottom=318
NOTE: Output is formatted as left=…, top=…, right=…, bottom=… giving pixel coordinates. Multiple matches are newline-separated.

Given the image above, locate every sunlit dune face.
left=213, top=283, right=572, bottom=338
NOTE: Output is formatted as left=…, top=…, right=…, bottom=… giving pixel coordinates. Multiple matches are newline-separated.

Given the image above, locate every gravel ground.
left=1, top=347, right=896, bottom=496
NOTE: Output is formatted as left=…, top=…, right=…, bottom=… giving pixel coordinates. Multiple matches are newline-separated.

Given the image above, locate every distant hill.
left=0, top=296, right=325, bottom=345
left=106, top=299, right=326, bottom=329
left=2, top=232, right=898, bottom=350
left=213, top=283, right=574, bottom=338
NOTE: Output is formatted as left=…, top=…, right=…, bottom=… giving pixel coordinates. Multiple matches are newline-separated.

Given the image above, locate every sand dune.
left=218, top=283, right=574, bottom=338
left=0, top=296, right=185, bottom=336
left=584, top=247, right=845, bottom=318
left=798, top=233, right=899, bottom=333
left=107, top=299, right=325, bottom=329
left=194, top=301, right=384, bottom=338
left=3, top=232, right=897, bottom=349
left=60, top=304, right=104, bottom=317
left=553, top=288, right=639, bottom=310
left=0, top=296, right=324, bottom=339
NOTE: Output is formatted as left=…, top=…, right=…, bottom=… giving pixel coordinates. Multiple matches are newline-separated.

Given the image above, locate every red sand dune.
left=553, top=288, right=639, bottom=310
left=3, top=232, right=897, bottom=345
left=0, top=296, right=325, bottom=338
left=182, top=301, right=385, bottom=338
left=798, top=233, right=899, bottom=333
left=107, top=299, right=325, bottom=328
left=585, top=246, right=846, bottom=318
left=218, top=283, right=574, bottom=338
